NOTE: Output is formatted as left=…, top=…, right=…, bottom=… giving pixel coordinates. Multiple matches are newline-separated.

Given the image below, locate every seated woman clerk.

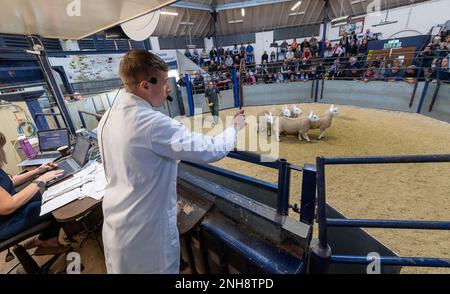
left=0, top=132, right=71, bottom=255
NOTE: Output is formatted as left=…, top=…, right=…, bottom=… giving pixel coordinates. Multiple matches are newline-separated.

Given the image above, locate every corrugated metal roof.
left=153, top=0, right=431, bottom=37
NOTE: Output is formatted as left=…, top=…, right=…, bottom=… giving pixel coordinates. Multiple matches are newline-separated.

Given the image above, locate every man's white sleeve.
left=148, top=115, right=237, bottom=163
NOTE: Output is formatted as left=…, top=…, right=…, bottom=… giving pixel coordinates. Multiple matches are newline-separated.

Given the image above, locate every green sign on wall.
left=384, top=39, right=402, bottom=49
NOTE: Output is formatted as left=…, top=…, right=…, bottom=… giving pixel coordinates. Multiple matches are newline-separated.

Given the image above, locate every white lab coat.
left=98, top=92, right=237, bottom=274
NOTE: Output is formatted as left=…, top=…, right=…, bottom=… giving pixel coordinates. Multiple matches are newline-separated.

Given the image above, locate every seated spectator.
left=208, top=60, right=218, bottom=73
left=349, top=31, right=358, bottom=44
left=193, top=72, right=205, bottom=93
left=185, top=48, right=192, bottom=59
left=430, top=58, right=450, bottom=82
left=332, top=43, right=344, bottom=58
left=343, top=57, right=361, bottom=79
left=225, top=55, right=234, bottom=68
left=438, top=35, right=450, bottom=58
left=244, top=71, right=256, bottom=85
left=363, top=67, right=378, bottom=82
left=232, top=44, right=239, bottom=57
left=276, top=71, right=284, bottom=83
left=261, top=51, right=269, bottom=64
left=285, top=47, right=294, bottom=60
left=297, top=69, right=309, bottom=81
left=385, top=65, right=405, bottom=82
left=328, top=59, right=341, bottom=80
left=210, top=47, right=218, bottom=61
left=270, top=51, right=277, bottom=62
left=219, top=72, right=231, bottom=90
left=348, top=41, right=358, bottom=56
left=309, top=35, right=317, bottom=45
left=246, top=43, right=254, bottom=63
left=192, top=49, right=200, bottom=65
left=300, top=38, right=310, bottom=52
left=177, top=74, right=187, bottom=87
left=289, top=72, right=297, bottom=82
left=291, top=38, right=299, bottom=53
left=201, top=48, right=210, bottom=66
left=240, top=43, right=246, bottom=55
left=358, top=39, right=368, bottom=57
left=281, top=62, right=290, bottom=79
left=310, top=41, right=319, bottom=57
left=264, top=73, right=276, bottom=84
left=234, top=56, right=240, bottom=66
left=415, top=46, right=436, bottom=79
left=362, top=28, right=375, bottom=41
left=280, top=40, right=288, bottom=58
left=303, top=47, right=313, bottom=60
left=403, top=65, right=421, bottom=84
left=323, top=41, right=333, bottom=64
left=339, top=32, right=349, bottom=52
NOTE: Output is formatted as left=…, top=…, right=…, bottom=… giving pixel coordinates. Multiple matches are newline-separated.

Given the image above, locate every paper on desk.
left=74, top=160, right=98, bottom=178
left=43, top=176, right=83, bottom=203
left=40, top=188, right=85, bottom=216
left=81, top=163, right=106, bottom=200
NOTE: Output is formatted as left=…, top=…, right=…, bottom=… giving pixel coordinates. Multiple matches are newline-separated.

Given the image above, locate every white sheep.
left=257, top=105, right=290, bottom=133
left=310, top=105, right=339, bottom=139
left=256, top=111, right=275, bottom=133
left=273, top=111, right=320, bottom=142
left=290, top=104, right=303, bottom=117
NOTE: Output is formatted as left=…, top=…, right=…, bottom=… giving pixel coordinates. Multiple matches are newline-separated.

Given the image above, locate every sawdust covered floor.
left=190, top=103, right=450, bottom=274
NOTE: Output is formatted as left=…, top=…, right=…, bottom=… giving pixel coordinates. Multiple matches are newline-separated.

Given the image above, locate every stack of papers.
left=40, top=160, right=107, bottom=215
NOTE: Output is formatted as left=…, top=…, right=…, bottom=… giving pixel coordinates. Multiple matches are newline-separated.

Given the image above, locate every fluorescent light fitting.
left=350, top=0, right=364, bottom=4
left=289, top=11, right=305, bottom=16
left=228, top=19, right=243, bottom=24
left=241, top=8, right=245, bottom=17
left=180, top=21, right=194, bottom=25
left=161, top=11, right=179, bottom=16
left=291, top=1, right=302, bottom=11
left=331, top=16, right=349, bottom=22
left=332, top=21, right=347, bottom=26
left=372, top=20, right=398, bottom=27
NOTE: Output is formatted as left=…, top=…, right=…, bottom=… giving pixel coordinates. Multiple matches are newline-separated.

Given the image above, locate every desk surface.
left=52, top=182, right=213, bottom=234
left=52, top=197, right=102, bottom=223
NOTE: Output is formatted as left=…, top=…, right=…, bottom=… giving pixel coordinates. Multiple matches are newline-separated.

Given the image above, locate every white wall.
left=60, top=40, right=80, bottom=51
left=255, top=31, right=273, bottom=64
left=327, top=0, right=449, bottom=41
left=149, top=36, right=160, bottom=51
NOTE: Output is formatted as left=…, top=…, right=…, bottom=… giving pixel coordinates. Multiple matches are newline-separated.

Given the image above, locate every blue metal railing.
left=77, top=110, right=103, bottom=129
left=315, top=154, right=450, bottom=269
left=182, top=150, right=300, bottom=216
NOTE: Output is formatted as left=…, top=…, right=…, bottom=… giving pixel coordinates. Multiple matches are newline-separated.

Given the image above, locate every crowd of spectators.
left=180, top=29, right=450, bottom=94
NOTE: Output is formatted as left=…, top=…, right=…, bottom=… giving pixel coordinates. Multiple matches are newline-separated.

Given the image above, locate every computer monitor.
left=38, top=129, right=70, bottom=152
left=72, top=136, right=91, bottom=166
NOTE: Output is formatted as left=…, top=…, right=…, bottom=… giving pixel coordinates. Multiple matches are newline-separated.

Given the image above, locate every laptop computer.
left=17, top=129, right=70, bottom=167
left=46, top=136, right=91, bottom=187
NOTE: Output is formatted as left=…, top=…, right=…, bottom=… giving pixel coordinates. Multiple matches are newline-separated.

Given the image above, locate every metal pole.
left=416, top=80, right=430, bottom=113
left=316, top=157, right=328, bottom=248
left=78, top=111, right=87, bottom=129
left=49, top=108, right=61, bottom=129
left=428, top=82, right=441, bottom=112
left=232, top=68, right=239, bottom=108
left=185, top=73, right=195, bottom=116
left=28, top=36, right=76, bottom=135
left=277, top=159, right=289, bottom=215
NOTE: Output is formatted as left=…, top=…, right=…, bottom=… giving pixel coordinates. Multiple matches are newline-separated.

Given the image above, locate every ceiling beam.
left=216, top=0, right=291, bottom=12
left=170, top=1, right=214, bottom=12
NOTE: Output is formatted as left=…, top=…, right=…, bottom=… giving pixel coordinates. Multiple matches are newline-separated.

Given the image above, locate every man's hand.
left=233, top=109, right=246, bottom=131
